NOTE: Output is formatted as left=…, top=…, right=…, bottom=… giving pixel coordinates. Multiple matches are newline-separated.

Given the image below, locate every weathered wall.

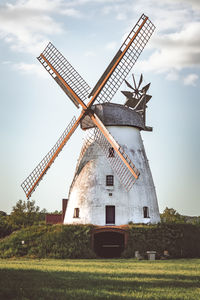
left=64, top=123, right=160, bottom=225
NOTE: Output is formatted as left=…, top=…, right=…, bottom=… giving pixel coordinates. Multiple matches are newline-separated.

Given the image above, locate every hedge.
left=122, top=223, right=200, bottom=258
left=1, top=223, right=200, bottom=259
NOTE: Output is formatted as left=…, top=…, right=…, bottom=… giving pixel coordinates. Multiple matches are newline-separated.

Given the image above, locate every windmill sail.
left=38, top=42, right=91, bottom=108
left=88, top=112, right=139, bottom=180
left=72, top=126, right=139, bottom=192
left=88, top=50, right=122, bottom=98
left=21, top=116, right=78, bottom=199
left=93, top=128, right=139, bottom=191
left=87, top=14, right=155, bottom=106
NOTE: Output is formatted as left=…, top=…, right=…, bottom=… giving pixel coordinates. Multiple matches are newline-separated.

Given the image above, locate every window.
left=106, top=206, right=115, bottom=224
left=108, top=147, right=115, bottom=157
left=106, top=175, right=114, bottom=186
left=143, top=206, right=149, bottom=218
left=73, top=208, right=79, bottom=218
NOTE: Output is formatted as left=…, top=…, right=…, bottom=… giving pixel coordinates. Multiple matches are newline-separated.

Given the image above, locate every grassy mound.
left=0, top=224, right=96, bottom=259
left=1, top=223, right=200, bottom=259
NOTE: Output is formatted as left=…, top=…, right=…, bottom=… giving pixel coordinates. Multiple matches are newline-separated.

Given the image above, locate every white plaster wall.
left=64, top=125, right=160, bottom=225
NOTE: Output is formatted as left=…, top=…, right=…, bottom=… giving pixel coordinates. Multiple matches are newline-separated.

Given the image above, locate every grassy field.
left=0, top=259, right=199, bottom=300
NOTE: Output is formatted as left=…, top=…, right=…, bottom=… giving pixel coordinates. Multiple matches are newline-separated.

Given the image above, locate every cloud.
left=183, top=74, right=199, bottom=86
left=60, top=8, right=81, bottom=17
left=116, top=12, right=126, bottom=20
left=1, top=61, right=11, bottom=65
left=101, top=5, right=112, bottom=15
left=84, top=51, right=96, bottom=57
left=6, top=0, right=62, bottom=12
left=174, top=0, right=200, bottom=10
left=6, top=0, right=81, bottom=14
left=1, top=0, right=200, bottom=84
left=135, top=21, right=200, bottom=78
left=166, top=70, right=179, bottom=81
left=14, top=62, right=49, bottom=78
left=0, top=0, right=81, bottom=55
left=101, top=2, right=128, bottom=21
left=105, top=41, right=117, bottom=51
left=97, top=0, right=196, bottom=83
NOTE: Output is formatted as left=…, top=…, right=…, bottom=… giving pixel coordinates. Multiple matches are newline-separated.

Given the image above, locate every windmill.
left=21, top=14, right=160, bottom=228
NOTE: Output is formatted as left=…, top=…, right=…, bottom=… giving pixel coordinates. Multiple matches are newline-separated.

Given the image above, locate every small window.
left=73, top=208, right=79, bottom=218
left=108, top=147, right=115, bottom=157
left=143, top=206, right=149, bottom=218
left=106, top=175, right=114, bottom=186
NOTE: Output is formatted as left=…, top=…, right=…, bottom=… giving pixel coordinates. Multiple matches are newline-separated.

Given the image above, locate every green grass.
left=0, top=259, right=199, bottom=300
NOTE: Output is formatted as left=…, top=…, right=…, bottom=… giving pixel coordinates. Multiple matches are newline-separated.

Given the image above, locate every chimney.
left=62, top=198, right=68, bottom=222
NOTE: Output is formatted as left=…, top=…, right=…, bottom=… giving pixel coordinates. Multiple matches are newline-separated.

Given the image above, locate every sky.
left=0, top=0, right=199, bottom=216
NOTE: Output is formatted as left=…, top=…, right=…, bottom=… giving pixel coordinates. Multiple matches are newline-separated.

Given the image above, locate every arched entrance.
left=92, top=226, right=128, bottom=258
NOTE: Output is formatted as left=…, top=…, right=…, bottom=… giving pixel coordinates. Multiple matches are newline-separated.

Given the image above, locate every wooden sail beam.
left=21, top=112, right=85, bottom=199
left=39, top=54, right=87, bottom=110
left=89, top=112, right=139, bottom=179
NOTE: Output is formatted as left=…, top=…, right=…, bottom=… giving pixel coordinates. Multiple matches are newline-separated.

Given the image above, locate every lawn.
left=0, top=259, right=199, bottom=300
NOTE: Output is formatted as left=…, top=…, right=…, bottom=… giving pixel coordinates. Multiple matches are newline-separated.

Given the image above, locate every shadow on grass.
left=0, top=268, right=200, bottom=300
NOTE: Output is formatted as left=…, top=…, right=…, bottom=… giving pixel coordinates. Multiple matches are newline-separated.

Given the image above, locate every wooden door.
left=106, top=206, right=115, bottom=224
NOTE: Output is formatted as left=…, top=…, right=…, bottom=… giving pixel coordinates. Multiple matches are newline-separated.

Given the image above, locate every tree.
left=0, top=213, right=12, bottom=238
left=160, top=207, right=186, bottom=223
left=0, top=211, right=7, bottom=217
left=9, top=200, right=43, bottom=228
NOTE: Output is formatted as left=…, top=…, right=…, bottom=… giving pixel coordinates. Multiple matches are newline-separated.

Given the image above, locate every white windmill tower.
left=21, top=15, right=160, bottom=253
left=65, top=72, right=160, bottom=226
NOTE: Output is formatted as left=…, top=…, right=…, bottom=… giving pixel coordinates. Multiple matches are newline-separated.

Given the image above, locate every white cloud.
left=6, top=0, right=62, bottom=12
left=174, top=0, right=200, bottom=10
left=6, top=0, right=81, bottom=14
left=116, top=12, right=126, bottom=20
left=101, top=0, right=200, bottom=84
left=84, top=51, right=96, bottom=57
left=14, top=62, right=49, bottom=78
left=61, top=8, right=81, bottom=17
left=0, top=0, right=81, bottom=55
left=101, top=5, right=112, bottom=15
left=135, top=21, right=200, bottom=77
left=106, top=0, right=198, bottom=83
left=166, top=70, right=179, bottom=81
left=101, top=2, right=128, bottom=21
left=1, top=0, right=200, bottom=83
left=183, top=74, right=199, bottom=86
left=105, top=41, right=117, bottom=51
left=1, top=61, right=11, bottom=65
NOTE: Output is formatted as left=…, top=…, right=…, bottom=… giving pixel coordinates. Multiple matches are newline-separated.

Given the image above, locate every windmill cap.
left=81, top=103, right=146, bottom=130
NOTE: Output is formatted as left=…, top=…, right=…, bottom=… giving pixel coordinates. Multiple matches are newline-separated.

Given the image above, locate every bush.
left=122, top=223, right=200, bottom=258
left=0, top=224, right=96, bottom=259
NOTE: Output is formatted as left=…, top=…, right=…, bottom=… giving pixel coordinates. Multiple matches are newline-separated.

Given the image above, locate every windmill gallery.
left=21, top=14, right=160, bottom=257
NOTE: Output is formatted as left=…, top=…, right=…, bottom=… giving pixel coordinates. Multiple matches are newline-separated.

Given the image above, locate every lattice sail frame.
left=38, top=42, right=91, bottom=107
left=71, top=127, right=139, bottom=192
left=92, top=14, right=155, bottom=104
left=21, top=116, right=77, bottom=198
left=95, top=129, right=138, bottom=190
